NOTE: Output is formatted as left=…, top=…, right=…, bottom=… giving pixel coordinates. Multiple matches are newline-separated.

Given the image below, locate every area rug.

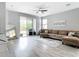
left=34, top=37, right=62, bottom=48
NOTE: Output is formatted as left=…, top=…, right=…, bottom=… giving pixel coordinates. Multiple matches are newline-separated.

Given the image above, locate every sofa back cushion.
left=40, top=29, right=48, bottom=33
left=58, top=31, right=68, bottom=35
left=52, top=30, right=58, bottom=34
left=45, top=30, right=48, bottom=33
left=48, top=30, right=53, bottom=33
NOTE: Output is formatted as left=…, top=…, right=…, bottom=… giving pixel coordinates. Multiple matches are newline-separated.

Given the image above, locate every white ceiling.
left=6, top=2, right=79, bottom=17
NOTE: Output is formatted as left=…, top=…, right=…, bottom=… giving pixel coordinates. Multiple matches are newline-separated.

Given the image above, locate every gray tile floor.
left=0, top=36, right=79, bottom=57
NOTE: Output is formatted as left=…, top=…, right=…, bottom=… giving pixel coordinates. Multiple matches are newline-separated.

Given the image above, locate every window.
left=42, top=19, right=47, bottom=29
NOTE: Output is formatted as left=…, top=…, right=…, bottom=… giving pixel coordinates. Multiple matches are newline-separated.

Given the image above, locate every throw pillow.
left=68, top=32, right=75, bottom=36
left=73, top=32, right=79, bottom=38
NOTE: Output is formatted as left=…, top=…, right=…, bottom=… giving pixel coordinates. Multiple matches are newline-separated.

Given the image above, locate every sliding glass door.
left=26, top=19, right=32, bottom=34
left=20, top=16, right=33, bottom=37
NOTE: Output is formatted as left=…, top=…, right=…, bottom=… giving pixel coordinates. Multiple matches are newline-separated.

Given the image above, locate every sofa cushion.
left=62, top=36, right=79, bottom=47
left=58, top=31, right=68, bottom=35
left=40, top=29, right=48, bottom=33
left=48, top=30, right=53, bottom=33
left=52, top=30, right=58, bottom=34
left=48, top=34, right=63, bottom=40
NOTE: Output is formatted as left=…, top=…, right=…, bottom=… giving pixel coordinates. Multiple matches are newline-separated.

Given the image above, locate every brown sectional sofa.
left=40, top=29, right=68, bottom=40
left=49, top=30, right=68, bottom=40
left=40, top=29, right=79, bottom=47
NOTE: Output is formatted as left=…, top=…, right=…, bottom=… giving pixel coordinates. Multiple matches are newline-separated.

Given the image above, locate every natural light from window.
left=42, top=19, right=47, bottom=29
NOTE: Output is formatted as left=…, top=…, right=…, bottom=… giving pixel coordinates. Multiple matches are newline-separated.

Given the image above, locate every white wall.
left=44, top=8, right=79, bottom=31
left=0, top=2, right=6, bottom=34
left=6, top=10, right=9, bottom=26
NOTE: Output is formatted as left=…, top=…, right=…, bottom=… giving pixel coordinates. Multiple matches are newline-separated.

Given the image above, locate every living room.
left=0, top=1, right=79, bottom=58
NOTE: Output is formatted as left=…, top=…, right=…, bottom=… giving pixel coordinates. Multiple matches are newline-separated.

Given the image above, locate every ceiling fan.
left=33, top=6, right=48, bottom=14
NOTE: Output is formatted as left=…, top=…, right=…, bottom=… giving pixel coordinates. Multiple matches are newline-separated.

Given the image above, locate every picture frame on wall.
left=53, top=20, right=66, bottom=26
